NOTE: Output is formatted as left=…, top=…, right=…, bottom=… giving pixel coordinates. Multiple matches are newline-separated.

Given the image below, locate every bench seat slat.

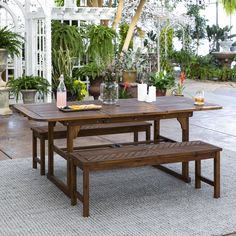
left=32, top=122, right=151, bottom=139
left=70, top=141, right=222, bottom=169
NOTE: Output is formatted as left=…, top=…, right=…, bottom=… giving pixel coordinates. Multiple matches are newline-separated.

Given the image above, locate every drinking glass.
left=194, top=90, right=204, bottom=105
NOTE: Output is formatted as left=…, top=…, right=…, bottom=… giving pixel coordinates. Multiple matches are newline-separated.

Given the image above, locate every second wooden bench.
left=32, top=122, right=151, bottom=175
left=69, top=141, right=222, bottom=217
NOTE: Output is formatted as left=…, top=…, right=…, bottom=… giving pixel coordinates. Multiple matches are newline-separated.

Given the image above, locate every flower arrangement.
left=101, top=59, right=121, bottom=83
left=175, top=71, right=185, bottom=96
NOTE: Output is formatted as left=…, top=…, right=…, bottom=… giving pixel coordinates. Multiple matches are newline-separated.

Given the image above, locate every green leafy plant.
left=121, top=49, right=147, bottom=73
left=170, top=49, right=194, bottom=76
left=160, top=24, right=174, bottom=73
left=221, top=0, right=236, bottom=15
left=148, top=70, right=175, bottom=90
left=54, top=0, right=80, bottom=6
left=65, top=78, right=87, bottom=101
left=7, top=75, right=50, bottom=101
left=0, top=26, right=23, bottom=57
left=52, top=21, right=84, bottom=58
left=51, top=21, right=84, bottom=92
left=206, top=25, right=233, bottom=52
left=87, top=24, right=117, bottom=66
left=76, top=62, right=104, bottom=80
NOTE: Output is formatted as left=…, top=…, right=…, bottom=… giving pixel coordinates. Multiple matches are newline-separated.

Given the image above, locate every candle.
left=145, top=93, right=153, bottom=103
left=137, top=83, right=147, bottom=101
left=149, top=86, right=156, bottom=102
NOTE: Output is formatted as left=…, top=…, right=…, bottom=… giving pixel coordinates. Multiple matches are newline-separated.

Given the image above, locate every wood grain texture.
left=69, top=141, right=222, bottom=217
left=14, top=97, right=222, bottom=122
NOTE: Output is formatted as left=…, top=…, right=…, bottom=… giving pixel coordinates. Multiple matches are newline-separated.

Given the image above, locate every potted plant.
left=121, top=49, right=137, bottom=83
left=172, top=72, right=185, bottom=96
left=231, top=41, right=236, bottom=52
left=0, top=26, right=23, bottom=85
left=77, top=62, right=104, bottom=99
left=120, top=49, right=148, bottom=83
left=76, top=24, right=117, bottom=99
left=51, top=22, right=84, bottom=94
left=7, top=75, right=50, bottom=104
left=87, top=24, right=117, bottom=66
left=148, top=70, right=175, bottom=96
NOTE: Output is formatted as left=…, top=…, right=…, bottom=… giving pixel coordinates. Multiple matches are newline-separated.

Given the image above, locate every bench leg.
left=214, top=152, right=220, bottom=198
left=134, top=131, right=138, bottom=142
left=195, top=160, right=201, bottom=189
left=71, top=160, right=77, bottom=206
left=40, top=138, right=46, bottom=176
left=146, top=127, right=151, bottom=141
left=83, top=169, right=90, bottom=217
left=32, top=132, right=37, bottom=169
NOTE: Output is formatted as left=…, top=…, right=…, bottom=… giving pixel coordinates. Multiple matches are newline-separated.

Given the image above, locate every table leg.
left=153, top=117, right=191, bottom=183
left=67, top=125, right=80, bottom=195
left=48, top=121, right=56, bottom=176
left=177, top=117, right=191, bottom=183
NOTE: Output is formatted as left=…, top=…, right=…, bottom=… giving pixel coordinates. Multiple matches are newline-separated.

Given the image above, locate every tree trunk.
left=112, top=0, right=124, bottom=29
left=122, top=0, right=146, bottom=51
left=98, top=0, right=103, bottom=7
left=87, top=0, right=98, bottom=6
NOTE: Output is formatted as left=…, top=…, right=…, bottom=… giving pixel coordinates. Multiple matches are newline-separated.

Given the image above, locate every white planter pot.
left=0, top=87, right=12, bottom=115
left=0, top=49, right=8, bottom=86
left=21, top=90, right=37, bottom=104
left=230, top=46, right=236, bottom=52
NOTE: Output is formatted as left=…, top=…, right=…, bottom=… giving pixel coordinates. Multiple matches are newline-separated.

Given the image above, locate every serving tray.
left=59, top=104, right=102, bottom=112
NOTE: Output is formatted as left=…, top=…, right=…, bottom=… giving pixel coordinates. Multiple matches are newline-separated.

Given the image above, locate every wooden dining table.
left=14, top=97, right=222, bottom=198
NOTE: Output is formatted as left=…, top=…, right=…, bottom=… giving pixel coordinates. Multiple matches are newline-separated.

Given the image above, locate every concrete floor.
left=1, top=80, right=236, bottom=236
left=1, top=79, right=236, bottom=160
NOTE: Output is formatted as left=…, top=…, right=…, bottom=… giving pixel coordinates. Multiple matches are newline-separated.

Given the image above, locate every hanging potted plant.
left=84, top=24, right=117, bottom=99
left=0, top=26, right=23, bottom=85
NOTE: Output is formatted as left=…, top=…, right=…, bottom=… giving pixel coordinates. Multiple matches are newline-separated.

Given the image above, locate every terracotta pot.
left=122, top=71, right=137, bottom=83
left=89, top=76, right=103, bottom=100
left=156, top=89, right=166, bottom=96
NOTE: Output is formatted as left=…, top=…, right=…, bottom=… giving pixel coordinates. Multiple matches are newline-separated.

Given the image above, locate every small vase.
left=100, top=81, right=119, bottom=105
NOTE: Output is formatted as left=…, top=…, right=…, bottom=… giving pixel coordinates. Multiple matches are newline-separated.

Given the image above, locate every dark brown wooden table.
left=14, top=97, right=222, bottom=197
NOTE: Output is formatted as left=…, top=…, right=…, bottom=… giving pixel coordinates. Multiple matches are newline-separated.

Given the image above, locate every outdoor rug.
left=1, top=150, right=236, bottom=236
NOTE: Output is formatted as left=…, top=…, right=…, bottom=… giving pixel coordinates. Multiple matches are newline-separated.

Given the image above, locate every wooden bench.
left=69, top=141, right=222, bottom=217
left=32, top=122, right=151, bottom=175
